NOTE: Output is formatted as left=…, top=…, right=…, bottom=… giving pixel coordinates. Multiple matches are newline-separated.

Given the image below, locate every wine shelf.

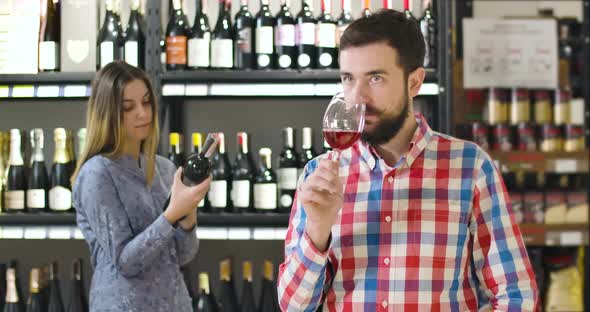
left=519, top=223, right=589, bottom=246
left=488, top=150, right=590, bottom=173
left=0, top=72, right=95, bottom=98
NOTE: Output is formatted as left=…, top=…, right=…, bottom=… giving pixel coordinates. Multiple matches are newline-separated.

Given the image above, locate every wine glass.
left=322, top=97, right=366, bottom=160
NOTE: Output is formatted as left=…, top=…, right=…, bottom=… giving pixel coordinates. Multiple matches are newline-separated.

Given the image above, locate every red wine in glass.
left=322, top=95, right=365, bottom=159
left=322, top=129, right=361, bottom=150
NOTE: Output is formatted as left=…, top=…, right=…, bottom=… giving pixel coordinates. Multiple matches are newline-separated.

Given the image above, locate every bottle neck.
left=263, top=261, right=274, bottom=281
left=243, top=262, right=253, bottom=282
left=30, top=269, right=41, bottom=294
left=54, top=138, right=70, bottom=164
left=199, top=274, right=211, bottom=295
left=218, top=0, right=225, bottom=14
left=238, top=134, right=249, bottom=154
left=302, top=128, right=313, bottom=149
left=341, top=0, right=351, bottom=12
left=8, top=133, right=23, bottom=166
left=220, top=260, right=231, bottom=282
left=283, top=128, right=294, bottom=149
left=321, top=0, right=330, bottom=13
left=5, top=269, right=19, bottom=303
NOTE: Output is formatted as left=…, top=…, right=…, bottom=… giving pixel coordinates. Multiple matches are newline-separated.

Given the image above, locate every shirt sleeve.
left=74, top=160, right=177, bottom=278
left=174, top=226, right=199, bottom=266
left=470, top=151, right=539, bottom=311
left=278, top=160, right=333, bottom=312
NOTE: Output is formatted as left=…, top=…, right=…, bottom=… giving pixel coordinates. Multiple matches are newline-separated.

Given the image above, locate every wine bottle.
left=195, top=273, right=218, bottom=312
left=8, top=261, right=24, bottom=312
left=258, top=261, right=279, bottom=312
left=39, top=266, right=49, bottom=310
left=403, top=0, right=415, bottom=20
left=336, top=0, right=353, bottom=49
left=232, top=132, right=254, bottom=212
left=240, top=261, right=256, bottom=312
left=298, top=127, right=316, bottom=176
left=383, top=0, right=393, bottom=9
left=26, top=129, right=48, bottom=213
left=97, top=0, right=124, bottom=69
left=188, top=0, right=211, bottom=69
left=234, top=0, right=254, bottom=69
left=362, top=0, right=371, bottom=18
left=209, top=133, right=232, bottom=213
left=275, top=0, right=296, bottom=69
left=278, top=128, right=299, bottom=213
left=211, top=0, right=233, bottom=69
left=315, top=0, right=337, bottom=69
left=39, top=0, right=60, bottom=71
left=254, top=0, right=275, bottom=69
left=218, top=259, right=239, bottom=312
left=65, top=130, right=76, bottom=185
left=4, top=268, right=22, bottom=312
left=0, top=263, right=6, bottom=312
left=169, top=132, right=185, bottom=168
left=254, top=148, right=277, bottom=213
left=192, top=132, right=206, bottom=209
left=47, top=263, right=64, bottom=312
left=65, top=259, right=87, bottom=312
left=49, top=128, right=72, bottom=213
left=0, top=132, right=6, bottom=213
left=25, top=269, right=43, bottom=312
left=419, top=0, right=436, bottom=69
left=76, top=129, right=86, bottom=161
left=124, top=0, right=146, bottom=68
left=4, top=129, right=27, bottom=213
left=295, top=0, right=316, bottom=69
left=166, top=0, right=189, bottom=70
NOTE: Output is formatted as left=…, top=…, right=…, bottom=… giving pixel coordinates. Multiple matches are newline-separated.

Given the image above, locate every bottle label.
left=49, top=186, right=72, bottom=211
left=280, top=194, right=293, bottom=208
left=100, top=41, right=114, bottom=68
left=278, top=168, right=298, bottom=190
left=124, top=41, right=139, bottom=67
left=211, top=39, right=233, bottom=68
left=336, top=24, right=349, bottom=47
left=231, top=180, right=250, bottom=208
left=26, top=189, right=46, bottom=209
left=188, top=34, right=211, bottom=68
left=237, top=28, right=252, bottom=53
left=276, top=24, right=295, bottom=47
left=39, top=41, right=59, bottom=70
left=254, top=183, right=277, bottom=210
left=256, top=26, right=274, bottom=54
left=316, top=24, right=336, bottom=48
left=5, top=191, right=25, bottom=210
left=166, top=36, right=188, bottom=65
left=296, top=23, right=315, bottom=45
left=209, top=180, right=227, bottom=208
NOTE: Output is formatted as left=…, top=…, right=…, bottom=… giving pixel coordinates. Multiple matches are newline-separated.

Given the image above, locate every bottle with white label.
left=232, top=132, right=254, bottom=212
left=255, top=0, right=275, bottom=69
left=316, top=0, right=337, bottom=69
left=298, top=127, right=316, bottom=177
left=211, top=0, right=234, bottom=69
left=39, top=0, right=60, bottom=71
left=209, top=133, right=233, bottom=213
left=234, top=0, right=254, bottom=69
left=191, top=132, right=207, bottom=209
left=124, top=0, right=145, bottom=68
left=4, top=129, right=27, bottom=213
left=278, top=128, right=299, bottom=213
left=189, top=0, right=211, bottom=69
left=254, top=148, right=277, bottom=213
left=295, top=0, right=316, bottom=69
left=49, top=128, right=72, bottom=213
left=275, top=0, right=296, bottom=69
left=27, top=129, right=49, bottom=213
left=336, top=0, right=353, bottom=49
left=97, top=0, right=124, bottom=69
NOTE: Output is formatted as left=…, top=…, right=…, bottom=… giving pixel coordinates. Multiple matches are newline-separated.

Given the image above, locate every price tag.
left=64, top=85, right=88, bottom=97
left=12, top=85, right=35, bottom=97
left=184, top=84, right=208, bottom=96
left=0, top=86, right=8, bottom=97
left=560, top=231, right=583, bottom=246
left=197, top=227, right=228, bottom=240
left=162, top=84, right=185, bottom=96
left=36, top=85, right=60, bottom=97
left=554, top=159, right=577, bottom=173
left=48, top=227, right=74, bottom=240
left=253, top=228, right=275, bottom=240
left=24, top=227, right=47, bottom=239
left=228, top=228, right=251, bottom=240
left=1, top=227, right=24, bottom=239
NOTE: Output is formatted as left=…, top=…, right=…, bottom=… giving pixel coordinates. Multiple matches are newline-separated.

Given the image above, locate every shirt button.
left=384, top=257, right=390, bottom=265
left=385, top=216, right=392, bottom=223
left=382, top=300, right=388, bottom=308
left=387, top=176, right=393, bottom=184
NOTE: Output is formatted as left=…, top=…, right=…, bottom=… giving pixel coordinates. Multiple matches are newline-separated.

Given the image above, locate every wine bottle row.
left=0, top=259, right=87, bottom=312
left=165, top=0, right=436, bottom=70
left=193, top=258, right=279, bottom=312
left=0, top=129, right=86, bottom=214
left=170, top=128, right=329, bottom=213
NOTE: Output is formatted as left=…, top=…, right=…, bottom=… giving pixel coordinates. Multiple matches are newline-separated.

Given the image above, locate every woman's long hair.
left=72, top=61, right=160, bottom=185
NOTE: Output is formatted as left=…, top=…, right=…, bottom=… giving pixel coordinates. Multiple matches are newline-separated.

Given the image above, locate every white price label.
left=36, top=85, right=60, bottom=97
left=24, top=227, right=47, bottom=239
left=560, top=231, right=583, bottom=246
left=12, top=85, right=35, bottom=97
left=64, top=85, right=88, bottom=97
left=554, top=159, right=577, bottom=173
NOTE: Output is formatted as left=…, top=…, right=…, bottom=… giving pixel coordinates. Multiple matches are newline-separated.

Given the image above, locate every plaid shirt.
left=278, top=112, right=538, bottom=311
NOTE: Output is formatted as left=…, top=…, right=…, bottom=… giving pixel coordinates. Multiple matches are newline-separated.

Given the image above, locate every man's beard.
left=361, top=91, right=410, bottom=146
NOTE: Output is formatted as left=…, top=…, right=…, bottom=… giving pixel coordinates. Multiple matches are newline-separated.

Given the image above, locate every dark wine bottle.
left=195, top=273, right=218, bottom=312
left=97, top=0, right=124, bottom=69
left=254, top=148, right=277, bottom=213
left=295, top=0, right=316, bottom=69
left=168, top=132, right=185, bottom=168
left=39, top=266, right=49, bottom=311
left=211, top=0, right=234, bottom=69
left=65, top=259, right=87, bottom=312
left=39, top=0, right=60, bottom=71
left=316, top=0, right=337, bottom=69
left=240, top=261, right=256, bottom=312
left=0, top=132, right=7, bottom=213
left=234, top=0, right=254, bottom=69
left=49, top=129, right=72, bottom=213
left=8, top=261, right=24, bottom=312
left=218, top=259, right=239, bottom=312
left=65, top=129, right=76, bottom=184
left=362, top=0, right=371, bottom=18
left=25, top=269, right=44, bottom=312
left=232, top=132, right=255, bottom=212
left=192, top=133, right=206, bottom=209
left=4, top=129, right=27, bottom=213
left=419, top=0, right=436, bottom=69
left=0, top=263, right=6, bottom=312
left=166, top=0, right=189, bottom=70
left=4, top=268, right=22, bottom=312
left=209, top=133, right=233, bottom=213
left=47, top=263, right=64, bottom=312
left=188, top=0, right=211, bottom=69
left=336, top=0, right=353, bottom=49
left=258, top=261, right=279, bottom=312
left=403, top=0, right=416, bottom=20
left=275, top=0, right=296, bottom=69
left=278, top=128, right=299, bottom=213
left=255, top=0, right=275, bottom=69
left=26, top=129, right=48, bottom=213
left=124, top=0, right=146, bottom=68
left=298, top=127, right=316, bottom=176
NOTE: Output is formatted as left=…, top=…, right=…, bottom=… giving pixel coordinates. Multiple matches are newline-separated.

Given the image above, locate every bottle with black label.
left=295, top=0, right=316, bottom=69
left=27, top=129, right=48, bottom=213
left=254, top=148, right=277, bottom=213
left=97, top=0, right=124, bottom=69
left=275, top=0, right=296, bottom=69
left=209, top=133, right=232, bottom=213
left=188, top=0, right=211, bottom=69
left=278, top=128, right=299, bottom=212
left=234, top=0, right=254, bottom=69
left=49, top=128, right=72, bottom=213
left=255, top=0, right=275, bottom=69
left=232, top=132, right=254, bottom=212
left=315, top=0, right=337, bottom=69
left=5, top=129, right=27, bottom=213
left=124, top=0, right=146, bottom=68
left=39, top=0, right=60, bottom=71
left=211, top=0, right=234, bottom=69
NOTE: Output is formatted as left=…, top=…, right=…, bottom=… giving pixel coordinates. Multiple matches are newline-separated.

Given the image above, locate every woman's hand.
left=164, top=168, right=211, bottom=225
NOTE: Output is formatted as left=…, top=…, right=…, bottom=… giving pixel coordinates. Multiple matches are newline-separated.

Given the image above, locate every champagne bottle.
left=211, top=0, right=234, bottom=69
left=254, top=148, right=277, bottom=213
left=8, top=261, right=24, bottom=312
left=26, top=129, right=48, bottom=212
left=49, top=129, right=72, bottom=213
left=39, top=0, right=60, bottom=71
left=209, top=133, right=232, bottom=213
left=97, top=0, right=124, bottom=69
left=168, top=132, right=185, bottom=168
left=278, top=128, right=299, bottom=212
left=240, top=261, right=256, bottom=312
left=65, top=130, right=75, bottom=182
left=76, top=129, right=87, bottom=162
left=315, top=0, right=337, bottom=69
left=195, top=273, right=218, bottom=312
left=295, top=0, right=316, bottom=69
left=4, top=268, right=22, bottom=312
left=0, top=263, right=6, bottom=312
left=275, top=0, right=296, bottom=69
left=298, top=127, right=316, bottom=177
left=166, top=0, right=190, bottom=70
left=188, top=0, right=211, bottom=69
left=0, top=132, right=6, bottom=212
left=25, top=269, right=43, bottom=312
left=258, top=261, right=279, bottom=312
left=124, top=0, right=146, bottom=68
left=234, top=0, right=254, bottom=69
left=232, top=132, right=254, bottom=212
left=4, top=130, right=27, bottom=213
left=65, top=259, right=87, bottom=312
left=47, top=263, right=64, bottom=312
left=218, top=259, right=239, bottom=312
left=254, top=0, right=275, bottom=69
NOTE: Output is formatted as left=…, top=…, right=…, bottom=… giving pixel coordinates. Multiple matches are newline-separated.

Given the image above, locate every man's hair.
left=340, top=9, right=426, bottom=77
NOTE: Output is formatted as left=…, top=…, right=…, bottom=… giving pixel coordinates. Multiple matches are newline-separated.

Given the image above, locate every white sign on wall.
left=463, top=18, right=558, bottom=89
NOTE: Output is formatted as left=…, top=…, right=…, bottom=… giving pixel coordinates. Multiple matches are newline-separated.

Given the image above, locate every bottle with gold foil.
left=487, top=87, right=507, bottom=125
left=66, top=129, right=76, bottom=179
left=219, top=258, right=239, bottom=312
left=510, top=88, right=530, bottom=125
left=241, top=261, right=256, bottom=312
left=259, top=260, right=279, bottom=312
left=4, top=268, right=22, bottom=312
left=195, top=272, right=218, bottom=312
left=5, top=129, right=27, bottom=213
left=533, top=90, right=552, bottom=124
left=565, top=125, right=585, bottom=152
left=168, top=132, right=185, bottom=168
left=77, top=129, right=87, bottom=162
left=554, top=88, right=571, bottom=125
left=49, top=128, right=72, bottom=213
left=25, top=268, right=44, bottom=312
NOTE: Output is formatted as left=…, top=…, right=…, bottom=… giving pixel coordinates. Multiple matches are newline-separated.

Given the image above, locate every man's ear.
left=407, top=67, right=426, bottom=98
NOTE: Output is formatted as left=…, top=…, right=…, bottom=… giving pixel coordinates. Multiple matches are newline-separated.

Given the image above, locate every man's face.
left=339, top=42, right=412, bottom=145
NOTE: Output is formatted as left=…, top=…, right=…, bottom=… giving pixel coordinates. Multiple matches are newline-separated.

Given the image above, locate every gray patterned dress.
left=73, top=154, right=198, bottom=311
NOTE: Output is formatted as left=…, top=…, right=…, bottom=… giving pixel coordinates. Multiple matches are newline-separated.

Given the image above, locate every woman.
left=72, top=61, right=209, bottom=311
